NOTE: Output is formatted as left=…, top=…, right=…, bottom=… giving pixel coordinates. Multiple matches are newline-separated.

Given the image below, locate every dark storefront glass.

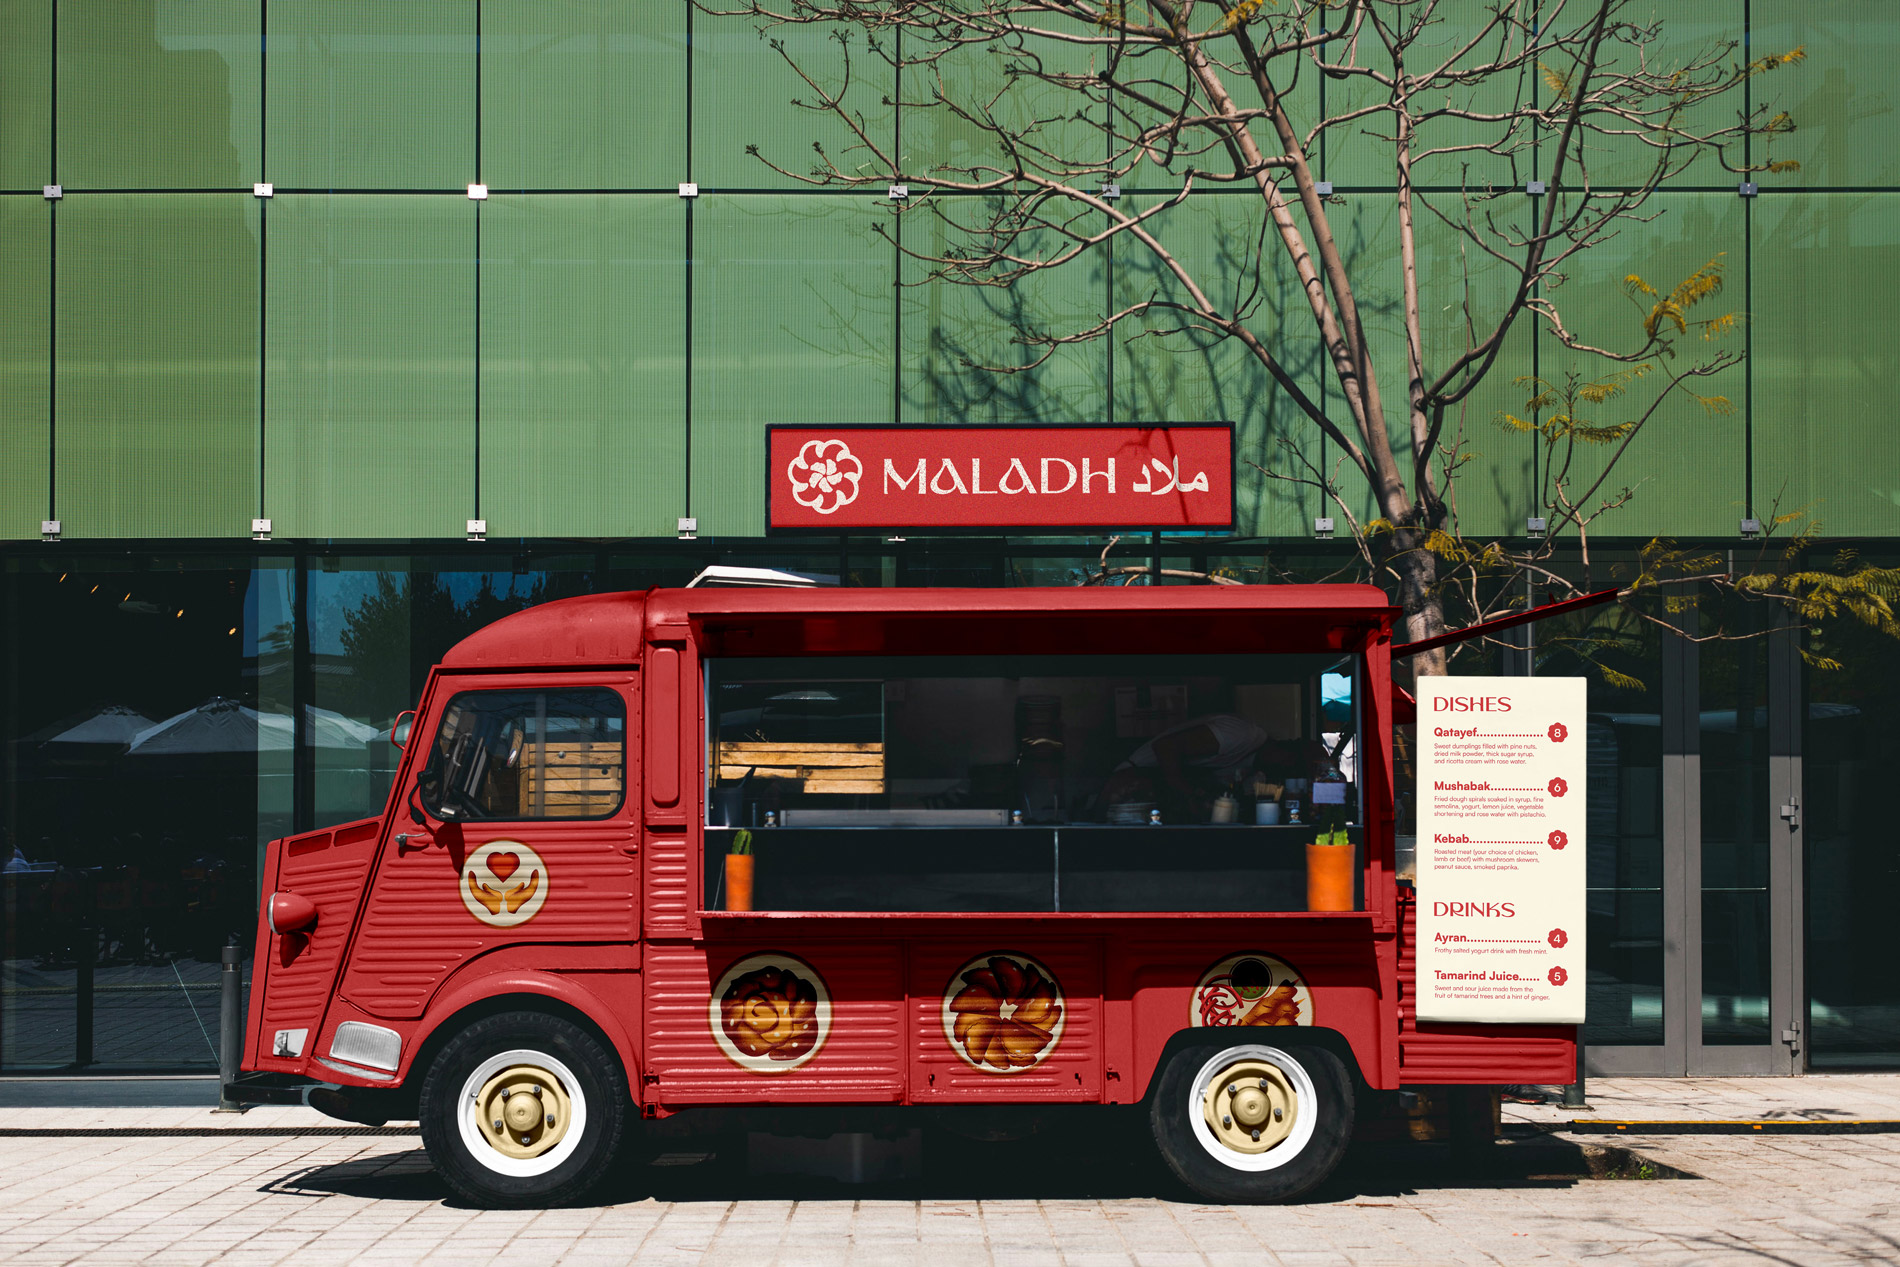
left=1698, top=597, right=1775, bottom=1045
left=1539, top=596, right=1666, bottom=1047
left=1805, top=587, right=1900, bottom=1068
left=2, top=556, right=282, bottom=1070
left=307, top=555, right=605, bottom=828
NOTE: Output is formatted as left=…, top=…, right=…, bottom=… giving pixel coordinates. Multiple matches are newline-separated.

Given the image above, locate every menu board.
left=1416, top=677, right=1585, bottom=1024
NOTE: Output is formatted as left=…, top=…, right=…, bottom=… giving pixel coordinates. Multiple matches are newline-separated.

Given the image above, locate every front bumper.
left=222, top=1071, right=316, bottom=1107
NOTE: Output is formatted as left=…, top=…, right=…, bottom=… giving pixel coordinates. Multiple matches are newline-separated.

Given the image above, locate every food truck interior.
left=702, top=653, right=1363, bottom=913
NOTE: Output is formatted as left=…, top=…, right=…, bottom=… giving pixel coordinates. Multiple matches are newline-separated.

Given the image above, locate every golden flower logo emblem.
left=709, top=953, right=832, bottom=1073
left=1190, top=953, right=1313, bottom=1028
left=941, top=953, right=1065, bottom=1073
left=460, top=840, right=547, bottom=928
left=786, top=439, right=863, bottom=515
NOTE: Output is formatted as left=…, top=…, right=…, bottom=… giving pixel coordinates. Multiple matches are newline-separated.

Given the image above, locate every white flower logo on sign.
left=786, top=439, right=863, bottom=515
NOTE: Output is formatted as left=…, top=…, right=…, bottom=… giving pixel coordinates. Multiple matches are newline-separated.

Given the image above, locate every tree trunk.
left=1393, top=546, right=1450, bottom=678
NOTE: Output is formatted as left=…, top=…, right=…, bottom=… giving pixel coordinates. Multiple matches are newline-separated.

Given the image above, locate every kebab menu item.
left=1416, top=677, right=1585, bottom=1024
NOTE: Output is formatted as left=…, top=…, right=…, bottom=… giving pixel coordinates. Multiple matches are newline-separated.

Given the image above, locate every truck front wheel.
left=418, top=1011, right=628, bottom=1208
left=1149, top=1041, right=1354, bottom=1203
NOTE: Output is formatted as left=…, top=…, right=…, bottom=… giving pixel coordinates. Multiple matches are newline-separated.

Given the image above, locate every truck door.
left=339, top=673, right=639, bottom=1020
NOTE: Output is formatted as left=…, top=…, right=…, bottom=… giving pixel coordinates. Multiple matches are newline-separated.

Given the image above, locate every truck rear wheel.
left=418, top=1011, right=627, bottom=1208
left=1149, top=1041, right=1354, bottom=1204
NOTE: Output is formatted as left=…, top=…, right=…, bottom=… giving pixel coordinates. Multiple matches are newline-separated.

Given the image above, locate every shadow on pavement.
left=262, top=1117, right=1690, bottom=1208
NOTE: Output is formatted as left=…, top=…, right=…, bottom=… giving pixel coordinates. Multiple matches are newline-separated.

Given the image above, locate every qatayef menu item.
left=1416, top=677, right=1586, bottom=1024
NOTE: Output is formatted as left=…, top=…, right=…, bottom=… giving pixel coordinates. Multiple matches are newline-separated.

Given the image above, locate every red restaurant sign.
left=766, top=425, right=1234, bottom=533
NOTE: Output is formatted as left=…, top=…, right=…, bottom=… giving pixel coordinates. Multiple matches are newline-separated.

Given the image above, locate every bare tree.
left=699, top=0, right=1894, bottom=671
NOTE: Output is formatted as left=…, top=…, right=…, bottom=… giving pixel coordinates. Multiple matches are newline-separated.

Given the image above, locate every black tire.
left=1148, top=1040, right=1354, bottom=1203
left=418, top=1011, right=628, bottom=1208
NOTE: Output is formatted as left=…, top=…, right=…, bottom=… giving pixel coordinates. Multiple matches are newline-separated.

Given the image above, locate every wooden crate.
left=717, top=741, right=884, bottom=795
left=519, top=741, right=624, bottom=813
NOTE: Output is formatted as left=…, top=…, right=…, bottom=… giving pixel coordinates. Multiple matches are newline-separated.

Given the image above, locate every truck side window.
left=418, top=688, right=625, bottom=822
left=704, top=653, right=1361, bottom=913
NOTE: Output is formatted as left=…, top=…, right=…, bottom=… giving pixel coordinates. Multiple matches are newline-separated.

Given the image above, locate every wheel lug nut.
left=1222, top=1115, right=1232, bottom=1128
left=492, top=1119, right=503, bottom=1132
left=1274, top=1108, right=1283, bottom=1120
left=546, top=1114, right=556, bottom=1127
left=532, top=1086, right=543, bottom=1098
left=1251, top=1128, right=1262, bottom=1142
left=1259, top=1079, right=1269, bottom=1089
left=521, top=1134, right=531, bottom=1145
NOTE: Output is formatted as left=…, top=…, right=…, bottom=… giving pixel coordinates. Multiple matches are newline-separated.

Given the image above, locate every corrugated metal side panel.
left=644, top=828, right=692, bottom=937
left=912, top=943, right=1102, bottom=1101
left=1397, top=889, right=1575, bottom=1084
left=645, top=940, right=904, bottom=1101
left=344, top=826, right=634, bottom=1019
left=259, top=819, right=381, bottom=1040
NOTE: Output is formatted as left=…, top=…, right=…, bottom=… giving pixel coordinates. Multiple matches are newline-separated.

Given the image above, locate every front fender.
left=394, top=946, right=641, bottom=1095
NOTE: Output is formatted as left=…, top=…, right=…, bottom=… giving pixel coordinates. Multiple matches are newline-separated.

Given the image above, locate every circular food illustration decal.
left=942, top=953, right=1066, bottom=1074
left=1190, top=953, right=1313, bottom=1028
left=461, top=840, right=548, bottom=928
left=709, top=953, right=832, bottom=1073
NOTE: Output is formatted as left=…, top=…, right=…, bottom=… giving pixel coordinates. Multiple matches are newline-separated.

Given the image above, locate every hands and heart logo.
left=461, top=839, right=548, bottom=927
left=786, top=439, right=863, bottom=515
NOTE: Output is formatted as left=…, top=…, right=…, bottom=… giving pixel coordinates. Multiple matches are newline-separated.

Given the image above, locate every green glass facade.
left=1, top=3, right=1897, bottom=1075
left=1, top=1, right=1892, bottom=543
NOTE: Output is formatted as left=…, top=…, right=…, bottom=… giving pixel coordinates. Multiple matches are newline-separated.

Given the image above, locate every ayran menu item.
left=1416, top=677, right=1586, bottom=1024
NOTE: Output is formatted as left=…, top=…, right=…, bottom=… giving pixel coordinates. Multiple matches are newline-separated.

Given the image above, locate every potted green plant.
left=1306, top=816, right=1354, bottom=911
left=725, top=829, right=755, bottom=911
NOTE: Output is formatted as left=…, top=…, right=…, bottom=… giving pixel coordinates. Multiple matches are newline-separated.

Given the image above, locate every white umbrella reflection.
left=23, top=704, right=158, bottom=749
left=126, top=697, right=383, bottom=756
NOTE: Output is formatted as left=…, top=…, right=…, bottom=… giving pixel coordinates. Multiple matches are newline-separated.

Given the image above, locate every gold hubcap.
left=1202, top=1058, right=1298, bottom=1155
left=474, top=1064, right=572, bottom=1160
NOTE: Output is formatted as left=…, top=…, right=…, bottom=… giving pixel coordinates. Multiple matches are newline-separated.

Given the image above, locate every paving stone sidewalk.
left=0, top=1077, right=1895, bottom=1266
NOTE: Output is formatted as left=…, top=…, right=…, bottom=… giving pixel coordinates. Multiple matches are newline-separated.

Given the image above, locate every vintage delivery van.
left=234, top=583, right=1575, bottom=1206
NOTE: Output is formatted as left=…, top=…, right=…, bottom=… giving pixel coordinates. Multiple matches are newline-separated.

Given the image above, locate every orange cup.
left=724, top=854, right=755, bottom=912
left=1306, top=843, right=1356, bottom=911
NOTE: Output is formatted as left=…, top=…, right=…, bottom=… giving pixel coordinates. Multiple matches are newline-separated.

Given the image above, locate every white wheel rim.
left=455, top=1048, right=589, bottom=1178
left=1186, top=1044, right=1319, bottom=1172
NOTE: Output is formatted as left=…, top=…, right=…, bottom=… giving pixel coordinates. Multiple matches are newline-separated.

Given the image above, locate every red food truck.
left=233, top=583, right=1575, bottom=1206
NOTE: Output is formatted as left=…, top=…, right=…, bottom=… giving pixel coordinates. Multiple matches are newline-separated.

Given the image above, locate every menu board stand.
left=1416, top=677, right=1586, bottom=1024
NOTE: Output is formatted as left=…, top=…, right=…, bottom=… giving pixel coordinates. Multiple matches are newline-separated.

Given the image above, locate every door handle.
left=396, top=832, right=435, bottom=853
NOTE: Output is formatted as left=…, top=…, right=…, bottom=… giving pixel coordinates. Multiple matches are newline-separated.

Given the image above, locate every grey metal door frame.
left=1586, top=603, right=1803, bottom=1076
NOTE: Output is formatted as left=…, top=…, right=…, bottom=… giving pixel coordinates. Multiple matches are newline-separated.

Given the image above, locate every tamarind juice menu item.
left=1416, top=677, right=1586, bottom=1024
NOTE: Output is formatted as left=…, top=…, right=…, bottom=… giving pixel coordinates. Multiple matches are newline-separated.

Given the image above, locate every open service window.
left=703, top=653, right=1363, bottom=913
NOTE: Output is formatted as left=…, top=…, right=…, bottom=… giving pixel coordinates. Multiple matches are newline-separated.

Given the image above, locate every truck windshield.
left=704, top=653, right=1362, bottom=913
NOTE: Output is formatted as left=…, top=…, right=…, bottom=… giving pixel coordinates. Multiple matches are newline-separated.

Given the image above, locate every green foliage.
left=730, top=828, right=754, bottom=856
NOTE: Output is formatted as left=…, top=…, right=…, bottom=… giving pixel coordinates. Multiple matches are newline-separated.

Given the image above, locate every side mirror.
left=391, top=710, right=416, bottom=749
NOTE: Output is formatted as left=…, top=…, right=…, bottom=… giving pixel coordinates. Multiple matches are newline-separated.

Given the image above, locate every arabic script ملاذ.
left=1131, top=456, right=1211, bottom=495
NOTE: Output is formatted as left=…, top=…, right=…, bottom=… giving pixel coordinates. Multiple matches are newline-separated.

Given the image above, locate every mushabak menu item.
left=1416, top=677, right=1585, bottom=1024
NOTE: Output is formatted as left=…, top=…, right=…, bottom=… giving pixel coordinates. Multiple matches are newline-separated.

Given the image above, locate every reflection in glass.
left=1699, top=597, right=1773, bottom=1045
left=1540, top=600, right=1665, bottom=1046
left=1805, top=583, right=1900, bottom=1068
left=1, top=558, right=269, bottom=1070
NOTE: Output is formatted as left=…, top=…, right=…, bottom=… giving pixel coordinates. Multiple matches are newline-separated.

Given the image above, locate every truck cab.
left=239, top=584, right=1574, bottom=1206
